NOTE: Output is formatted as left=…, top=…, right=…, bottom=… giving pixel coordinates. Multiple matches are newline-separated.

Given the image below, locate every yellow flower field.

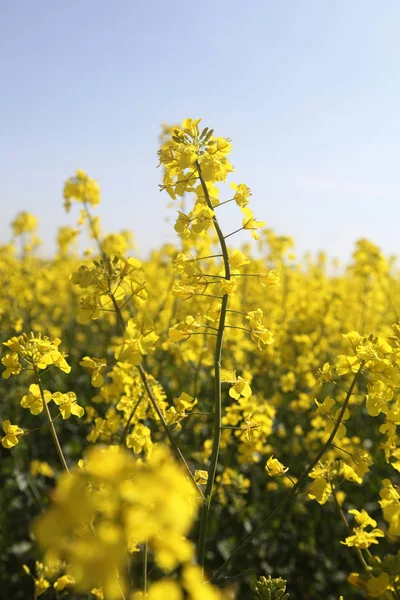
left=2, top=119, right=400, bottom=599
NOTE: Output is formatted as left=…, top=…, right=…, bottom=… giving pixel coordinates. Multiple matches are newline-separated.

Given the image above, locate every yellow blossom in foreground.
left=33, top=445, right=198, bottom=598
left=132, top=580, right=182, bottom=600
left=131, top=567, right=223, bottom=600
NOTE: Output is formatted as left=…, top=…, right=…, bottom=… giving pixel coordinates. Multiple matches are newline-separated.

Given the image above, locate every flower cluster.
left=33, top=445, right=198, bottom=598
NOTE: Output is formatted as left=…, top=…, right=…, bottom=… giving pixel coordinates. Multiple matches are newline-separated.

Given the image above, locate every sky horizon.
left=1, top=1, right=400, bottom=264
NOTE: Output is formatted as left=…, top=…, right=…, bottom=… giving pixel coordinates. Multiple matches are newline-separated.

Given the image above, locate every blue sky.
left=1, top=1, right=400, bottom=263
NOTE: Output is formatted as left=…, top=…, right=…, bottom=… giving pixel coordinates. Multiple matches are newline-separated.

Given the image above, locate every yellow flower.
left=182, top=564, right=222, bottom=600
left=230, top=182, right=251, bottom=208
left=194, top=470, right=208, bottom=485
left=229, top=376, right=252, bottom=400
left=307, top=477, right=332, bottom=505
left=169, top=316, right=202, bottom=342
left=348, top=508, right=377, bottom=528
left=33, top=446, right=198, bottom=596
left=52, top=391, right=85, bottom=419
left=1, top=420, right=24, bottom=449
left=1, top=351, right=21, bottom=378
left=132, top=579, right=183, bottom=600
left=57, top=225, right=79, bottom=256
left=30, top=460, right=54, bottom=478
left=21, top=383, right=52, bottom=415
left=229, top=249, right=250, bottom=273
left=182, top=117, right=201, bottom=137
left=115, top=317, right=159, bottom=365
left=3, top=332, right=71, bottom=374
left=126, top=423, right=153, bottom=455
left=265, top=456, right=288, bottom=477
left=11, top=211, right=38, bottom=235
left=341, top=526, right=384, bottom=549
left=336, top=354, right=361, bottom=377
left=63, top=169, right=100, bottom=211
left=241, top=207, right=265, bottom=240
left=54, top=574, right=76, bottom=590
left=80, top=356, right=107, bottom=387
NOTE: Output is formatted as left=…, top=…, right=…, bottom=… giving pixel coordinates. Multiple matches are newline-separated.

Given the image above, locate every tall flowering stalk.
left=159, top=118, right=274, bottom=569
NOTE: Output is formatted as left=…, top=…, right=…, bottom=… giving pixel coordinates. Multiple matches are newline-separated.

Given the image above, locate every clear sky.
left=1, top=1, right=400, bottom=263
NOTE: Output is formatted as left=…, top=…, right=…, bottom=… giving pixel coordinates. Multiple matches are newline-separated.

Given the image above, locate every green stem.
left=224, top=226, right=244, bottom=239
left=196, top=254, right=223, bottom=261
left=110, top=294, right=203, bottom=499
left=211, top=365, right=363, bottom=583
left=34, top=365, right=70, bottom=473
left=214, top=197, right=235, bottom=208
left=83, top=200, right=103, bottom=253
left=331, top=485, right=371, bottom=574
left=196, top=161, right=231, bottom=568
left=137, top=362, right=202, bottom=498
left=120, top=395, right=143, bottom=445
left=143, top=541, right=148, bottom=596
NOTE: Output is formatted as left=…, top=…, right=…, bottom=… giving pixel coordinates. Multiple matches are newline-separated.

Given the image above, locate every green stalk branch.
left=143, top=540, right=148, bottom=596
left=34, top=365, right=70, bottom=473
left=211, top=365, right=363, bottom=583
left=110, top=294, right=203, bottom=499
left=331, top=485, right=371, bottom=574
left=120, top=395, right=144, bottom=445
left=83, top=200, right=103, bottom=254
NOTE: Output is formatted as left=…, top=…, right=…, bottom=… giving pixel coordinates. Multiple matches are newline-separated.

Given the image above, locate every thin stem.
left=224, top=227, right=244, bottom=240
left=196, top=161, right=231, bottom=568
left=185, top=412, right=211, bottom=417
left=193, top=293, right=223, bottom=299
left=230, top=273, right=260, bottom=277
left=34, top=365, right=70, bottom=473
left=196, top=254, right=223, bottom=261
left=211, top=365, right=363, bottom=583
left=220, top=426, right=258, bottom=432
left=331, top=485, right=371, bottom=574
left=120, top=395, right=144, bottom=445
left=199, top=324, right=219, bottom=331
left=214, top=197, right=235, bottom=208
left=83, top=201, right=103, bottom=253
left=143, top=541, right=148, bottom=596
left=137, top=363, right=202, bottom=498
left=190, top=332, right=218, bottom=337
left=110, top=294, right=203, bottom=499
